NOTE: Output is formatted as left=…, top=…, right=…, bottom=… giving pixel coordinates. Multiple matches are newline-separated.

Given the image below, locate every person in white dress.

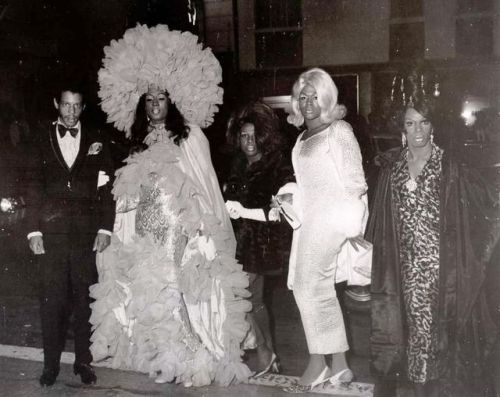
left=281, top=68, right=369, bottom=393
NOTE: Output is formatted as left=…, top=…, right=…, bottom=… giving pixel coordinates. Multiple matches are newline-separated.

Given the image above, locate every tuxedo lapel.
left=49, top=123, right=70, bottom=172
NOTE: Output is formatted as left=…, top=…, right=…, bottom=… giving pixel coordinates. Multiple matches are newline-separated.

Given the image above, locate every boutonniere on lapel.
left=87, top=142, right=103, bottom=156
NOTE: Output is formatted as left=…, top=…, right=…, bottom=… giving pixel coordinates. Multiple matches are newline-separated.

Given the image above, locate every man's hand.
left=29, top=235, right=45, bottom=255
left=93, top=232, right=111, bottom=253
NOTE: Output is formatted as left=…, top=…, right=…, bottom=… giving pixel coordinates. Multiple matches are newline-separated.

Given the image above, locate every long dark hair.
left=226, top=101, right=285, bottom=158
left=130, top=92, right=190, bottom=150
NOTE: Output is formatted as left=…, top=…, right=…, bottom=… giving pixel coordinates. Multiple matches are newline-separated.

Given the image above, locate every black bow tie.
left=58, top=124, right=78, bottom=138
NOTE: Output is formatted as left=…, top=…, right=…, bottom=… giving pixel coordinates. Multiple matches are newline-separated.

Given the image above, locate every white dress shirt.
left=56, top=121, right=81, bottom=168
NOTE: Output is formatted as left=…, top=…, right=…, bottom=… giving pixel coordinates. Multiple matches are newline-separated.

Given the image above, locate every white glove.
left=226, top=200, right=245, bottom=219
left=225, top=200, right=266, bottom=221
left=268, top=208, right=281, bottom=222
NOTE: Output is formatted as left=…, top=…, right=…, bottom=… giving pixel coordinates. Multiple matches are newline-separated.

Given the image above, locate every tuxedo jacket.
left=25, top=122, right=115, bottom=236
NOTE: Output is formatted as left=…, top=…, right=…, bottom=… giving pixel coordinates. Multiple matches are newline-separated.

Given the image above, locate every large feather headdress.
left=98, top=24, right=223, bottom=135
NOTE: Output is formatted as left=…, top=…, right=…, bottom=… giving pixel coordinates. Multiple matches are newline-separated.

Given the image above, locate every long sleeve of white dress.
left=328, top=121, right=371, bottom=286
left=326, top=121, right=368, bottom=238
left=328, top=120, right=367, bottom=200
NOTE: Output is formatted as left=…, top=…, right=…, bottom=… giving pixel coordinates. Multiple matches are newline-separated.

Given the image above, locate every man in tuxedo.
left=26, top=82, right=115, bottom=386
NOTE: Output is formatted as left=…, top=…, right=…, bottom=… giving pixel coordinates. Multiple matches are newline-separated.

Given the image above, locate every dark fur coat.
left=225, top=151, right=294, bottom=275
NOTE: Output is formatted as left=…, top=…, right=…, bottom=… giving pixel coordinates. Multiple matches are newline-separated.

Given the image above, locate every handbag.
left=272, top=182, right=302, bottom=229
left=336, top=239, right=372, bottom=286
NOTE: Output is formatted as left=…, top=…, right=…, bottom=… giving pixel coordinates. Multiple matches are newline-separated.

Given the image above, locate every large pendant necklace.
left=405, top=148, right=421, bottom=192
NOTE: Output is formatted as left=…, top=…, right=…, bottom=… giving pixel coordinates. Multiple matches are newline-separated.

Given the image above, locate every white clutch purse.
left=271, top=196, right=301, bottom=229
left=272, top=182, right=302, bottom=230
left=336, top=239, right=372, bottom=286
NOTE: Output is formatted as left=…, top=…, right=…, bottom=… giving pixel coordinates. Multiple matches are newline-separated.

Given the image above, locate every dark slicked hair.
left=54, top=79, right=87, bottom=104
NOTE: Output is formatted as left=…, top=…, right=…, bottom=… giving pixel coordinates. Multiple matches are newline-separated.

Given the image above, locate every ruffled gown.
left=89, top=127, right=252, bottom=387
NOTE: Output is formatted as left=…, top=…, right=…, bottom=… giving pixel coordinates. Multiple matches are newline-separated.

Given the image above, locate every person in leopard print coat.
left=367, top=96, right=499, bottom=397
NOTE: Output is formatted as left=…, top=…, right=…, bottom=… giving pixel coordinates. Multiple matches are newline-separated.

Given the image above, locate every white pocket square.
left=87, top=142, right=103, bottom=155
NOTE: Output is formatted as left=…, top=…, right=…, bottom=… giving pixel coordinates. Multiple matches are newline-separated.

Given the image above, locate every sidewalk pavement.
left=0, top=245, right=374, bottom=396
left=0, top=350, right=373, bottom=397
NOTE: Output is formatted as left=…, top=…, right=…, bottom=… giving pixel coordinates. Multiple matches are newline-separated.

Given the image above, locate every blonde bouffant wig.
left=287, top=68, right=339, bottom=128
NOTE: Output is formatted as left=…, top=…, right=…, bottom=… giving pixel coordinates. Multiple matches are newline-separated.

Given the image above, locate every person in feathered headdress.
left=367, top=64, right=499, bottom=397
left=88, top=24, right=253, bottom=387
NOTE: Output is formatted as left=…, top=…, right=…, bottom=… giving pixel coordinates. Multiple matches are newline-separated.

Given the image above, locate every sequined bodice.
left=135, top=173, right=186, bottom=262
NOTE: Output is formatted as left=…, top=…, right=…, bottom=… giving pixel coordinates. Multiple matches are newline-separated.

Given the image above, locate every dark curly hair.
left=129, top=91, right=190, bottom=151
left=226, top=101, right=285, bottom=158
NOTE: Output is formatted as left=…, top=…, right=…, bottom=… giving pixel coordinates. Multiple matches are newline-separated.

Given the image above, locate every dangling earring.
left=430, top=129, right=434, bottom=144
left=433, top=82, right=440, bottom=97
left=402, top=134, right=407, bottom=147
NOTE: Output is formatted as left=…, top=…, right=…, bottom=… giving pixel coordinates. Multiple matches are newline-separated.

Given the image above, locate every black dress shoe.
left=39, top=367, right=59, bottom=387
left=73, top=363, right=97, bottom=385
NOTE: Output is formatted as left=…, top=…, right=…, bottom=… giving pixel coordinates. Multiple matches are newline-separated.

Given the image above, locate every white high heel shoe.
left=253, top=352, right=280, bottom=378
left=283, top=366, right=330, bottom=393
left=329, top=368, right=354, bottom=385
